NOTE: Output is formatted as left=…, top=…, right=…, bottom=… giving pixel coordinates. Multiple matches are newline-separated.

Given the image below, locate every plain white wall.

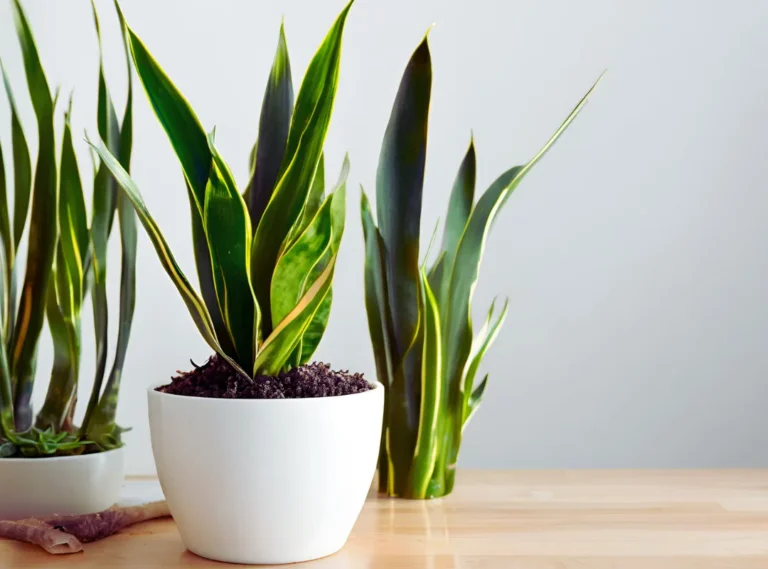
left=0, top=0, right=766, bottom=474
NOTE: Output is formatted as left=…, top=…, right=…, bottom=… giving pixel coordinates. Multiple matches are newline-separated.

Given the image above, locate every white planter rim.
left=147, top=379, right=382, bottom=405
left=0, top=446, right=124, bottom=463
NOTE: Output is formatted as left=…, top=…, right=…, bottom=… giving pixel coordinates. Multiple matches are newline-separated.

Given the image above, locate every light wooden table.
left=1, top=470, right=767, bottom=568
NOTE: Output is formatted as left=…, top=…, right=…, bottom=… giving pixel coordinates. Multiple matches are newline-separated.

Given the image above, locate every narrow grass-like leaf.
left=86, top=135, right=249, bottom=379
left=437, top=138, right=475, bottom=305
left=0, top=60, right=31, bottom=256
left=410, top=269, right=442, bottom=498
left=203, top=141, right=255, bottom=368
left=88, top=7, right=137, bottom=445
left=0, top=240, right=14, bottom=440
left=376, top=36, right=431, bottom=428
left=461, top=299, right=507, bottom=425
left=82, top=6, right=122, bottom=434
left=10, top=0, right=58, bottom=431
left=36, top=265, right=79, bottom=432
left=443, top=77, right=602, bottom=402
left=463, top=373, right=488, bottom=430
left=0, top=144, right=11, bottom=306
left=247, top=21, right=293, bottom=230
left=254, top=260, right=336, bottom=376
left=251, top=2, right=352, bottom=333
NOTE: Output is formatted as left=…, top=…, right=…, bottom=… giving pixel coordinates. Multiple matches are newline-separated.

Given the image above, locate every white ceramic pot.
left=0, top=447, right=125, bottom=519
left=148, top=382, right=384, bottom=565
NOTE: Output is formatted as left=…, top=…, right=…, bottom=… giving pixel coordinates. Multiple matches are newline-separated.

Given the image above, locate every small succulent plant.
left=0, top=0, right=137, bottom=457
left=89, top=3, right=353, bottom=379
left=362, top=35, right=602, bottom=498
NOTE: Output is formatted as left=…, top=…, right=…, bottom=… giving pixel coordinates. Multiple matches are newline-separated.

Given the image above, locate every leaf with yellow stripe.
left=86, top=135, right=249, bottom=379
left=204, top=137, right=256, bottom=368
left=254, top=260, right=336, bottom=376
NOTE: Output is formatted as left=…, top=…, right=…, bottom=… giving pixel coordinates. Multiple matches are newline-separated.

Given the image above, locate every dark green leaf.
left=126, top=26, right=210, bottom=208
left=251, top=2, right=352, bottom=334
left=360, top=189, right=394, bottom=388
left=247, top=21, right=293, bottom=231
left=10, top=0, right=58, bottom=432
left=0, top=60, right=31, bottom=255
left=203, top=139, right=256, bottom=368
left=464, top=374, right=488, bottom=429
left=437, top=138, right=475, bottom=305
left=376, top=36, right=432, bottom=427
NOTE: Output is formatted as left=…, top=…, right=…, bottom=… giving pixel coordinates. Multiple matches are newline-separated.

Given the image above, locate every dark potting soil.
left=157, top=355, right=373, bottom=399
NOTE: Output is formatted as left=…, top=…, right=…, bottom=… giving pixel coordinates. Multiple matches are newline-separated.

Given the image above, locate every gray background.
left=0, top=0, right=766, bottom=475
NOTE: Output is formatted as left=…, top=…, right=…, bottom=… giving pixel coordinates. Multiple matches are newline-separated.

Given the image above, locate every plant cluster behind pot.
left=0, top=0, right=137, bottom=518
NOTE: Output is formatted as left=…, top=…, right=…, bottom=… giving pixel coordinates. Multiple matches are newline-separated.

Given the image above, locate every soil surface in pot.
left=157, top=355, right=372, bottom=399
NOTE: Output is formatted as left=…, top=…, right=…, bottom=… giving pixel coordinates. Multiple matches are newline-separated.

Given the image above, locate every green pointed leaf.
left=409, top=269, right=442, bottom=498
left=444, top=77, right=601, bottom=402
left=437, top=138, right=475, bottom=305
left=88, top=8, right=137, bottom=445
left=0, top=144, right=11, bottom=295
left=83, top=4, right=122, bottom=434
left=254, top=260, right=336, bottom=376
left=203, top=139, right=256, bottom=368
left=251, top=2, right=352, bottom=334
left=376, top=36, right=431, bottom=428
left=125, top=24, right=229, bottom=350
left=0, top=60, right=31, bottom=255
left=126, top=26, right=210, bottom=207
left=360, top=189, right=394, bottom=387
left=247, top=21, right=294, bottom=230
left=10, top=0, right=58, bottom=431
left=461, top=299, right=507, bottom=427
left=86, top=134, right=249, bottom=380
left=464, top=373, right=488, bottom=430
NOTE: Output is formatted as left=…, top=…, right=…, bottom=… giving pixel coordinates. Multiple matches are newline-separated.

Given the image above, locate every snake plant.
left=0, top=0, right=137, bottom=457
left=89, top=3, right=351, bottom=379
left=362, top=36, right=602, bottom=498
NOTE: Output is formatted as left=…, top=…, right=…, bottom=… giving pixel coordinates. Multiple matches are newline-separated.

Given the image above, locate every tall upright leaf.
left=88, top=2, right=138, bottom=445
left=82, top=2, right=121, bottom=435
left=437, top=138, right=475, bottom=306
left=124, top=25, right=231, bottom=358
left=247, top=21, right=294, bottom=231
left=251, top=2, right=352, bottom=333
left=36, top=101, right=88, bottom=433
left=10, top=0, right=58, bottom=431
left=86, top=135, right=249, bottom=380
left=376, top=36, right=431, bottom=428
left=0, top=60, right=31, bottom=258
left=203, top=141, right=255, bottom=368
left=410, top=270, right=442, bottom=498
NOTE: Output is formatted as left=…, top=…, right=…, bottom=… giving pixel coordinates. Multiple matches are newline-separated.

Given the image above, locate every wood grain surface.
left=1, top=470, right=767, bottom=568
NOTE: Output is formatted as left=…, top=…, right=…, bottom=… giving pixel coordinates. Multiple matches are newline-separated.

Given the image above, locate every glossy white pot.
left=0, top=447, right=125, bottom=519
left=148, top=381, right=384, bottom=565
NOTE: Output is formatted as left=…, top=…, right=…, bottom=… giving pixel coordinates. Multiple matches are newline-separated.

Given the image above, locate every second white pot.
left=148, top=381, right=383, bottom=565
